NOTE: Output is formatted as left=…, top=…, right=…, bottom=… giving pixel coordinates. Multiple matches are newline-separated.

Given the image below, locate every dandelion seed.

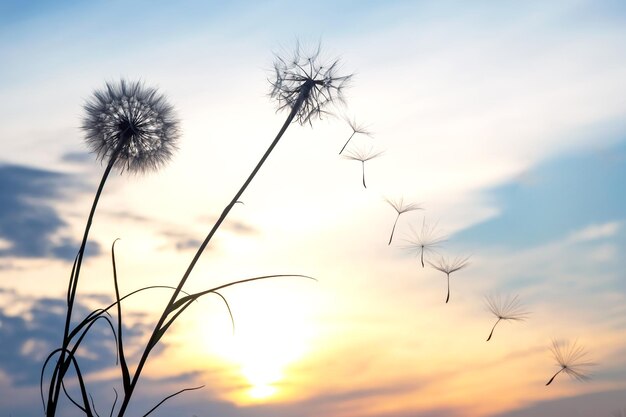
left=404, top=218, right=447, bottom=268
left=338, top=116, right=372, bottom=155
left=82, top=79, right=180, bottom=174
left=385, top=197, right=422, bottom=245
left=484, top=294, right=530, bottom=341
left=270, top=43, right=352, bottom=125
left=545, top=339, right=596, bottom=386
left=343, top=146, right=383, bottom=189
left=428, top=255, right=470, bottom=303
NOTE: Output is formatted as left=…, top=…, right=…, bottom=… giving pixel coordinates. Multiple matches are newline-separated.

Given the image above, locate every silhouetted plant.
left=111, top=44, right=350, bottom=416
left=338, top=116, right=371, bottom=155
left=428, top=255, right=470, bottom=303
left=484, top=294, right=529, bottom=341
left=44, top=79, right=180, bottom=417
left=404, top=218, right=447, bottom=268
left=545, top=339, right=596, bottom=386
left=385, top=197, right=422, bottom=245
left=343, top=146, right=383, bottom=188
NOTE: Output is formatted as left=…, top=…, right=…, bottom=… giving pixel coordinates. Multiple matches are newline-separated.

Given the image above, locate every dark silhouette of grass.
left=44, top=44, right=346, bottom=417
left=44, top=80, right=180, bottom=417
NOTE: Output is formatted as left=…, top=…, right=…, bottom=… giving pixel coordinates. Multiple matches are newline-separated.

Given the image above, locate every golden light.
left=192, top=280, right=318, bottom=403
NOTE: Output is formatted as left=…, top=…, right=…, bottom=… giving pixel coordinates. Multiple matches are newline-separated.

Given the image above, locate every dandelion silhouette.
left=428, top=255, right=470, bottom=303
left=45, top=80, right=180, bottom=417
left=110, top=45, right=352, bottom=416
left=385, top=197, right=422, bottom=245
left=343, top=146, right=383, bottom=188
left=338, top=116, right=371, bottom=155
left=545, top=339, right=596, bottom=386
left=484, top=294, right=529, bottom=341
left=404, top=218, right=447, bottom=267
left=83, top=79, right=180, bottom=174
left=270, top=43, right=351, bottom=125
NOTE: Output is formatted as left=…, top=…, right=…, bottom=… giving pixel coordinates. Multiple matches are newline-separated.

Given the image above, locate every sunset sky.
left=1, top=1, right=625, bottom=416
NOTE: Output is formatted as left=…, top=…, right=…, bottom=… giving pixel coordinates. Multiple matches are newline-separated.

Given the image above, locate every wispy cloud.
left=0, top=163, right=100, bottom=260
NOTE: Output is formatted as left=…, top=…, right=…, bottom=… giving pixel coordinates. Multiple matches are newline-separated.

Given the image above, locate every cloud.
left=0, top=163, right=100, bottom=260
left=0, top=290, right=150, bottom=387
left=490, top=388, right=626, bottom=417
left=454, top=141, right=626, bottom=250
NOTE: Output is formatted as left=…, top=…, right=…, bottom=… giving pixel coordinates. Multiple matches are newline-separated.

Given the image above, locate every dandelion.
left=385, top=197, right=422, bottom=245
left=338, top=116, right=371, bottom=155
left=545, top=339, right=596, bottom=386
left=113, top=45, right=353, bottom=416
left=270, top=43, right=352, bottom=126
left=343, top=146, right=383, bottom=188
left=428, top=255, right=470, bottom=303
left=404, top=218, right=447, bottom=267
left=82, top=79, right=180, bottom=174
left=484, top=294, right=529, bottom=341
left=46, top=80, right=180, bottom=417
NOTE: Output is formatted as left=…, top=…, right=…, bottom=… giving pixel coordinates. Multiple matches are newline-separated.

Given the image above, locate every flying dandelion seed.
left=404, top=218, right=447, bottom=268
left=484, top=294, right=530, bottom=341
left=545, top=339, right=596, bottom=386
left=270, top=43, right=352, bottom=125
left=385, top=197, right=422, bottom=245
left=343, top=146, right=383, bottom=188
left=82, top=79, right=180, bottom=174
left=428, top=255, right=470, bottom=303
left=338, top=116, right=371, bottom=155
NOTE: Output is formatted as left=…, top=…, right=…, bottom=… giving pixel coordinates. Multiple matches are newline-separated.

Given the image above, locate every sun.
left=193, top=281, right=318, bottom=403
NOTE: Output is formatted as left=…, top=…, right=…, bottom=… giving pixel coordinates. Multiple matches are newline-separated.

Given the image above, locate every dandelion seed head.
left=403, top=219, right=447, bottom=254
left=385, top=197, right=422, bottom=215
left=550, top=339, right=596, bottom=382
left=428, top=255, right=471, bottom=275
left=342, top=146, right=384, bottom=162
left=485, top=294, right=530, bottom=321
left=344, top=115, right=372, bottom=137
left=82, top=79, right=180, bottom=174
left=269, top=43, right=352, bottom=125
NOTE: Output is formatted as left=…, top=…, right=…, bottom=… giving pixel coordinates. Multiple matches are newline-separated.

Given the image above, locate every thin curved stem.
left=116, top=84, right=312, bottom=417
left=339, top=131, right=356, bottom=155
left=388, top=214, right=400, bottom=245
left=445, top=273, right=450, bottom=303
left=486, top=318, right=501, bottom=341
left=546, top=367, right=564, bottom=386
left=361, top=161, right=366, bottom=188
left=48, top=146, right=121, bottom=417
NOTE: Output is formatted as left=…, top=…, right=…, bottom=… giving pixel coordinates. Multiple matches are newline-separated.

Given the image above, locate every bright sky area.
left=1, top=1, right=625, bottom=416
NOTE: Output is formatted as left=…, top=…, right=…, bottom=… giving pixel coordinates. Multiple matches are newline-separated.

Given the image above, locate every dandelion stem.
left=47, top=143, right=122, bottom=417
left=361, top=161, right=366, bottom=188
left=339, top=131, right=356, bottom=155
left=388, top=214, right=400, bottom=245
left=116, top=83, right=313, bottom=417
left=445, top=273, right=450, bottom=303
left=420, top=247, right=425, bottom=268
left=486, top=318, right=501, bottom=341
left=546, top=368, right=565, bottom=386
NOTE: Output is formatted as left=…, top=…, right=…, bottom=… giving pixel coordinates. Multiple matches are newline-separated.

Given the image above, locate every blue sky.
left=1, top=1, right=626, bottom=417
